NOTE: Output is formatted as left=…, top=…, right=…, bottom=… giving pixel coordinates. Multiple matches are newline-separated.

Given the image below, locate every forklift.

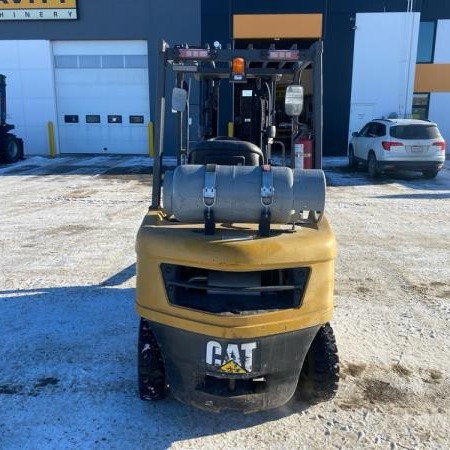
left=135, top=41, right=338, bottom=413
left=0, top=75, right=24, bottom=164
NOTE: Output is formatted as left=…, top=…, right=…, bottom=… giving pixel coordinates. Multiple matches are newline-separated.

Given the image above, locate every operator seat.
left=188, top=139, right=264, bottom=166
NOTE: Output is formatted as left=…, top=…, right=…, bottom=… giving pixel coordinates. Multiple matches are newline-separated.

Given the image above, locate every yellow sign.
left=219, top=360, right=247, bottom=374
left=0, top=0, right=77, bottom=20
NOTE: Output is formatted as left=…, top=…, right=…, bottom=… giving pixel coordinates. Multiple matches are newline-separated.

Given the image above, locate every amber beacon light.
left=231, top=57, right=246, bottom=82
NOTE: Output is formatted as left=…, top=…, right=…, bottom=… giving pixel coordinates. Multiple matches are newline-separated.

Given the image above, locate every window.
left=412, top=93, right=430, bottom=120
left=102, top=55, right=124, bottom=68
left=55, top=55, right=78, bottom=68
left=373, top=123, right=386, bottom=137
left=64, top=115, right=79, bottom=123
left=54, top=55, right=147, bottom=69
left=108, top=115, right=122, bottom=124
left=125, top=55, right=147, bottom=68
left=86, top=115, right=101, bottom=123
left=129, top=115, right=144, bottom=124
left=417, top=21, right=436, bottom=63
left=359, top=123, right=371, bottom=136
left=79, top=55, right=101, bottom=68
left=390, top=124, right=440, bottom=140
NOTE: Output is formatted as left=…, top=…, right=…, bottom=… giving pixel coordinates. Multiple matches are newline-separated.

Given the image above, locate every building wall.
left=0, top=0, right=201, bottom=156
left=0, top=40, right=57, bottom=155
left=349, top=12, right=420, bottom=139
left=2, top=1, right=449, bottom=157
left=202, top=0, right=425, bottom=156
left=428, top=19, right=450, bottom=145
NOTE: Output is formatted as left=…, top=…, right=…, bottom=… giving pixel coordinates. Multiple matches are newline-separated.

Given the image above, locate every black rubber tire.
left=296, top=323, right=339, bottom=403
left=348, top=146, right=358, bottom=169
left=367, top=152, right=379, bottom=178
left=138, top=318, right=166, bottom=401
left=422, top=170, right=439, bottom=179
left=1, top=135, right=20, bottom=164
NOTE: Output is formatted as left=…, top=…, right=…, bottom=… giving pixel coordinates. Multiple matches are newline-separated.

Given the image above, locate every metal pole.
left=312, top=40, right=323, bottom=169
left=176, top=72, right=183, bottom=166
left=151, top=40, right=169, bottom=209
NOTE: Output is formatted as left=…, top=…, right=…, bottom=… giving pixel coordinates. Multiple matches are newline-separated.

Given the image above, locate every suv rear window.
left=390, top=124, right=440, bottom=140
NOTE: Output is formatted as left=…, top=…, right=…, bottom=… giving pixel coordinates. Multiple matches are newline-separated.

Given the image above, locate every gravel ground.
left=0, top=155, right=449, bottom=449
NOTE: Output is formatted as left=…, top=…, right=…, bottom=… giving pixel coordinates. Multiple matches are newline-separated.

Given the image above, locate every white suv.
left=348, top=118, right=446, bottom=178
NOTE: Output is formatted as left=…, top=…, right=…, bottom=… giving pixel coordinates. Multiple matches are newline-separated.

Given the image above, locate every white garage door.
left=53, top=41, right=149, bottom=154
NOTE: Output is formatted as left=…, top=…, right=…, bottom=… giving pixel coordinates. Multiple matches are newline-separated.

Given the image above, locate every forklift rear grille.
left=161, top=264, right=310, bottom=315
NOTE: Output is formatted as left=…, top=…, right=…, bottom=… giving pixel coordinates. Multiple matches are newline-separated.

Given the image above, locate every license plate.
left=411, top=146, right=423, bottom=153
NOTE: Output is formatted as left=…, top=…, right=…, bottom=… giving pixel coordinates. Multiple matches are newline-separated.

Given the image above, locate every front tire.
left=367, top=152, right=379, bottom=178
left=138, top=318, right=166, bottom=401
left=296, top=323, right=339, bottom=403
left=1, top=135, right=21, bottom=164
left=348, top=146, right=358, bottom=169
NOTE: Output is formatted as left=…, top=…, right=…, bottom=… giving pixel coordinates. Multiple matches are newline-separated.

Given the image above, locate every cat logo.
left=206, top=340, right=258, bottom=373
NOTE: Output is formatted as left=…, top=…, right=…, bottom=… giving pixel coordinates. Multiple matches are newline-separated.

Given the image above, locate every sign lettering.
left=0, top=0, right=77, bottom=20
left=206, top=340, right=258, bottom=373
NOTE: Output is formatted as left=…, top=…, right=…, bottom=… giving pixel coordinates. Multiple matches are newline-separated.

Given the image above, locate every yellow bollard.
left=148, top=121, right=154, bottom=157
left=48, top=121, right=56, bottom=158
left=228, top=121, right=234, bottom=138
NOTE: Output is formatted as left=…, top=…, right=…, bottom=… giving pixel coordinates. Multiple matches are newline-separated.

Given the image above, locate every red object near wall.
left=294, top=136, right=314, bottom=169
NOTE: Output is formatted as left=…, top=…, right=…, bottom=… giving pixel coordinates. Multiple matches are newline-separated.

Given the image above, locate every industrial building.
left=0, top=0, right=449, bottom=158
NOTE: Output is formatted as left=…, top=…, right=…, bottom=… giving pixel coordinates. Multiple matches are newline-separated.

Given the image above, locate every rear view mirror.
left=172, top=87, right=187, bottom=112
left=285, top=85, right=304, bottom=117
left=352, top=132, right=359, bottom=137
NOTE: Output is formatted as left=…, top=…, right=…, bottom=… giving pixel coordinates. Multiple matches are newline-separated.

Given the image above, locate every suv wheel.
left=367, top=152, right=379, bottom=178
left=422, top=170, right=439, bottom=179
left=348, top=146, right=358, bottom=169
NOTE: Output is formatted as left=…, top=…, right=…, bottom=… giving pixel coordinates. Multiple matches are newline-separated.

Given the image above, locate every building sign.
left=0, top=0, right=77, bottom=20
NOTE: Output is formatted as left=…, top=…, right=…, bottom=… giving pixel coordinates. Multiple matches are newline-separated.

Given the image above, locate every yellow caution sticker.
left=219, top=360, right=247, bottom=374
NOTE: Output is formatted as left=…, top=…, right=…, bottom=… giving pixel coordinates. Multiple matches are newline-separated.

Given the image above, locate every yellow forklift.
left=135, top=41, right=338, bottom=412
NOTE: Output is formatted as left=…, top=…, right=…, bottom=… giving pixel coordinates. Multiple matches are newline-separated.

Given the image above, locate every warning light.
left=266, top=50, right=299, bottom=60
left=178, top=48, right=210, bottom=59
left=231, top=57, right=246, bottom=82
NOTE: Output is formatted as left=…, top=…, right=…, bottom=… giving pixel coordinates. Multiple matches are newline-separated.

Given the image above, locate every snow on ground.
left=0, top=155, right=449, bottom=449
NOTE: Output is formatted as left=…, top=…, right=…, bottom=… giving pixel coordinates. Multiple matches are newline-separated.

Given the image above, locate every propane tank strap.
left=203, top=164, right=216, bottom=235
left=259, top=165, right=273, bottom=237
left=203, top=164, right=217, bottom=208
left=261, top=164, right=274, bottom=207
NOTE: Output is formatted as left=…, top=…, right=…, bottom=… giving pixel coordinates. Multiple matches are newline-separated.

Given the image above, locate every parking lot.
left=0, top=155, right=449, bottom=449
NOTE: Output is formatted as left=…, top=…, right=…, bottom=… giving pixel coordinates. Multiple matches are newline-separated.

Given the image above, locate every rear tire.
left=1, top=135, right=20, bottom=164
left=422, top=170, right=439, bottom=179
left=138, top=318, right=166, bottom=401
left=296, top=323, right=339, bottom=403
left=367, top=152, right=379, bottom=178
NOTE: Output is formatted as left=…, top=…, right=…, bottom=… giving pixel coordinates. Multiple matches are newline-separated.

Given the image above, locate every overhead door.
left=53, top=41, right=149, bottom=154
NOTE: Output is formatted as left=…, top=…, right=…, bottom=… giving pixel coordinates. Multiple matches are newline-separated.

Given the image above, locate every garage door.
left=53, top=41, right=149, bottom=154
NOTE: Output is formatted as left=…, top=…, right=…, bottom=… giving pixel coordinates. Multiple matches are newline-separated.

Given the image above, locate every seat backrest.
left=188, top=139, right=264, bottom=166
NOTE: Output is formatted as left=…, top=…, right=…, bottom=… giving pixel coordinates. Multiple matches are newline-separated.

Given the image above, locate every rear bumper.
left=151, top=323, right=319, bottom=412
left=378, top=160, right=444, bottom=172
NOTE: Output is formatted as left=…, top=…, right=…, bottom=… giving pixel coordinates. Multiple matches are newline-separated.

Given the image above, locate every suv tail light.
left=433, top=141, right=446, bottom=152
left=382, top=141, right=403, bottom=151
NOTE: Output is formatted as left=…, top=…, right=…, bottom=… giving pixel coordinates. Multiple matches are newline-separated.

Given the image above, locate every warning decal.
left=219, top=360, right=247, bottom=374
left=206, top=340, right=258, bottom=373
